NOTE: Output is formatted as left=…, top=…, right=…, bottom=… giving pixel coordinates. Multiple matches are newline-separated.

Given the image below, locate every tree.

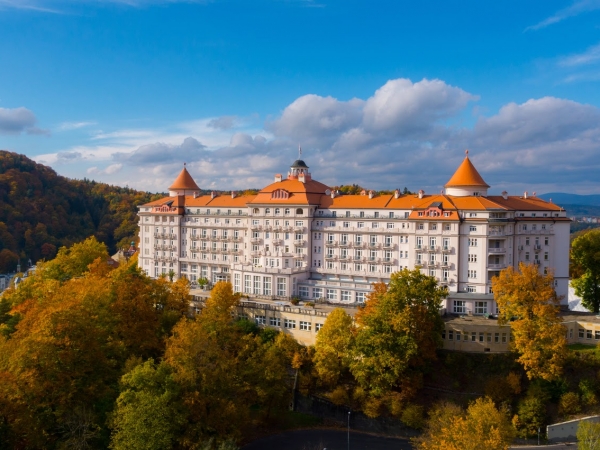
left=313, top=308, right=355, bottom=388
left=41, top=236, right=109, bottom=282
left=572, top=229, right=600, bottom=313
left=109, top=360, right=185, bottom=450
left=577, top=420, right=600, bottom=450
left=415, top=397, right=515, bottom=450
left=350, top=269, right=446, bottom=408
left=492, top=263, right=567, bottom=381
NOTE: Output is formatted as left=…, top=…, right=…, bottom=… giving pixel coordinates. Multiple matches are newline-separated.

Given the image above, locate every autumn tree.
left=415, top=397, right=515, bottom=450
left=350, top=269, right=446, bottom=413
left=577, top=420, right=600, bottom=450
left=313, top=308, right=355, bottom=388
left=571, top=229, right=600, bottom=313
left=492, top=263, right=567, bottom=381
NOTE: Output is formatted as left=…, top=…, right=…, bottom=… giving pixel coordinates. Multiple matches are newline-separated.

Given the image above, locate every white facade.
left=137, top=157, right=571, bottom=315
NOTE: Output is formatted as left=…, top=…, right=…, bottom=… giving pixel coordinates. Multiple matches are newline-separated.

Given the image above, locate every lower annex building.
left=137, top=152, right=570, bottom=317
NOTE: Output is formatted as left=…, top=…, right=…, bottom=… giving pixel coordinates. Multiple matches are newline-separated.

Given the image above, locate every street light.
left=538, top=427, right=540, bottom=446
left=347, top=411, right=351, bottom=450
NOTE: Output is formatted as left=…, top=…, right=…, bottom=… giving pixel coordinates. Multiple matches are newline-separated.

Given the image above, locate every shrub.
left=328, top=386, right=350, bottom=406
left=513, top=396, right=547, bottom=438
left=290, top=297, right=300, bottom=305
left=580, top=379, right=599, bottom=407
left=401, top=403, right=425, bottom=430
left=559, top=392, right=581, bottom=416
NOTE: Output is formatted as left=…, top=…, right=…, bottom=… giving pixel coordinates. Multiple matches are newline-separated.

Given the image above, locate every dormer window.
left=272, top=189, right=290, bottom=199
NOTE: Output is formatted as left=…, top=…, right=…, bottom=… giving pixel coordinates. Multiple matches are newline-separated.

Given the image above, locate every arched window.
left=253, top=208, right=259, bottom=214
left=265, top=208, right=271, bottom=214
left=275, top=208, right=281, bottom=215
left=296, top=208, right=303, bottom=215
left=284, top=208, right=290, bottom=215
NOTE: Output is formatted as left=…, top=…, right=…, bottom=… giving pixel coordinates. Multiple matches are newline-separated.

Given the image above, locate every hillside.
left=0, top=150, right=162, bottom=272
left=539, top=193, right=600, bottom=207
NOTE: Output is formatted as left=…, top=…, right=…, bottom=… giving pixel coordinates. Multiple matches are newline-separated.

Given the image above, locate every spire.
left=445, top=151, right=489, bottom=188
left=169, top=165, right=200, bottom=191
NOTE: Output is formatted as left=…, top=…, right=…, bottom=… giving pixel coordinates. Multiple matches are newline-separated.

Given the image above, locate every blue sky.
left=1, top=0, right=600, bottom=194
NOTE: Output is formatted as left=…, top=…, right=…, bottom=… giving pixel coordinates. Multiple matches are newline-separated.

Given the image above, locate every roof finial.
left=184, top=162, right=186, bottom=167
left=298, top=144, right=302, bottom=158
left=465, top=149, right=469, bottom=156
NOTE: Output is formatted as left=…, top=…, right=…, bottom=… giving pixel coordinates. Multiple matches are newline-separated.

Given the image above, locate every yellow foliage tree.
left=415, top=397, right=515, bottom=450
left=313, top=308, right=355, bottom=388
left=492, top=263, right=567, bottom=381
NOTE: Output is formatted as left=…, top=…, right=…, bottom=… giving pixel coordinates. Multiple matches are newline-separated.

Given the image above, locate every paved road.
left=512, top=444, right=576, bottom=449
left=242, top=429, right=413, bottom=450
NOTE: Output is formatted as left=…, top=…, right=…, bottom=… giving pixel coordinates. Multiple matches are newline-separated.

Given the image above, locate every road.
left=242, top=429, right=413, bottom=450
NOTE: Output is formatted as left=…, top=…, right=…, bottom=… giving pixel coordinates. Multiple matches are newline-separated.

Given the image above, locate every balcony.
left=382, top=242, right=394, bottom=249
left=339, top=241, right=350, bottom=247
left=325, top=241, right=337, bottom=247
left=293, top=253, right=306, bottom=259
left=189, top=235, right=200, bottom=241
left=488, top=263, right=506, bottom=270
left=294, top=226, right=305, bottom=233
left=427, top=245, right=438, bottom=252
left=534, top=244, right=542, bottom=251
left=250, top=238, right=262, bottom=244
left=488, top=248, right=506, bottom=254
left=200, top=235, right=209, bottom=240
left=415, top=244, right=424, bottom=250
left=442, top=246, right=453, bottom=253
left=294, top=240, right=306, bottom=246
left=325, top=254, right=337, bottom=260
left=250, top=224, right=262, bottom=231
left=382, top=258, right=394, bottom=264
left=272, top=239, right=283, bottom=246
left=353, top=242, right=365, bottom=248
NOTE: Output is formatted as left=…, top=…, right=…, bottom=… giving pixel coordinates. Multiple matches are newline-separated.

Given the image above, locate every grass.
left=568, top=343, right=598, bottom=352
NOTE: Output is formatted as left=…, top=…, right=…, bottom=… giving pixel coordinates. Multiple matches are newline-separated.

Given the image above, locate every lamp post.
left=538, top=427, right=540, bottom=446
left=347, top=411, right=351, bottom=450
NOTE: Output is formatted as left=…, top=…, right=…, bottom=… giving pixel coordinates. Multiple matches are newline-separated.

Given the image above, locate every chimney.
left=501, top=191, right=508, bottom=200
left=211, top=191, right=216, bottom=199
left=360, top=189, right=366, bottom=196
left=532, top=191, right=536, bottom=197
left=331, top=190, right=335, bottom=199
left=523, top=191, right=528, bottom=199
left=231, top=191, right=236, bottom=199
left=394, top=189, right=400, bottom=199
left=274, top=174, right=282, bottom=182
left=368, top=190, right=374, bottom=199
left=298, top=173, right=306, bottom=183
left=193, top=192, right=199, bottom=198
left=418, top=189, right=424, bottom=199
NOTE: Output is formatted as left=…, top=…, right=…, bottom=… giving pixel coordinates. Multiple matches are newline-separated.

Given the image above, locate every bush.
left=401, top=403, right=425, bottom=430
left=559, top=392, right=581, bottom=416
left=580, top=379, right=599, bottom=407
left=513, top=396, right=547, bottom=438
left=328, top=386, right=350, bottom=406
left=290, top=297, right=300, bottom=305
left=304, top=301, right=315, bottom=308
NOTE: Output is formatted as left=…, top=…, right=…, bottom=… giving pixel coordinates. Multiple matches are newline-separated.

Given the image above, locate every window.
left=468, top=270, right=477, bottom=279
left=296, top=208, right=303, bottom=215
left=468, top=254, right=477, bottom=263
left=357, top=222, right=364, bottom=228
left=587, top=330, right=593, bottom=340
left=579, top=328, right=585, bottom=338
left=471, top=332, right=477, bottom=342
left=448, top=330, right=454, bottom=340
left=313, top=287, right=323, bottom=299
left=495, top=333, right=500, bottom=343
left=255, top=315, right=266, bottom=325
left=595, top=331, right=600, bottom=340
left=277, top=277, right=286, bottom=296
left=475, top=301, right=487, bottom=315
left=468, top=238, right=478, bottom=247
left=453, top=300, right=466, bottom=314
left=356, top=292, right=366, bottom=303
left=343, top=221, right=350, bottom=228
left=469, top=225, right=477, bottom=232
left=300, top=321, right=311, bottom=331
left=341, top=290, right=351, bottom=302
left=387, top=222, right=394, bottom=229
left=270, top=317, right=281, bottom=327
left=327, top=289, right=337, bottom=300
left=299, top=286, right=309, bottom=298
left=316, top=323, right=324, bottom=332
left=467, top=286, right=476, bottom=293
left=284, top=319, right=296, bottom=329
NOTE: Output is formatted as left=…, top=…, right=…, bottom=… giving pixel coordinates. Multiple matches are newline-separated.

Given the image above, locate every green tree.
left=42, top=236, right=109, bottom=282
left=110, top=360, right=185, bottom=450
left=350, top=269, right=446, bottom=410
left=572, top=229, right=600, bottom=313
left=493, top=263, right=567, bottom=381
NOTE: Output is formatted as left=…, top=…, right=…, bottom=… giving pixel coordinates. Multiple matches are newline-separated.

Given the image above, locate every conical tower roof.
left=445, top=152, right=489, bottom=188
left=169, top=166, right=200, bottom=191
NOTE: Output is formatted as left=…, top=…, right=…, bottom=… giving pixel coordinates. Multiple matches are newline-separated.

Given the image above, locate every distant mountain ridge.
left=539, top=193, right=600, bottom=207
left=0, top=150, right=162, bottom=272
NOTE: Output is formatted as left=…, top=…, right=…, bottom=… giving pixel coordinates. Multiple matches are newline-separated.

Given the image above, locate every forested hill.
left=0, top=150, right=163, bottom=272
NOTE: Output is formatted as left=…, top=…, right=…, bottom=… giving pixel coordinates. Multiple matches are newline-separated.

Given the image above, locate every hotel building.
left=137, top=153, right=570, bottom=317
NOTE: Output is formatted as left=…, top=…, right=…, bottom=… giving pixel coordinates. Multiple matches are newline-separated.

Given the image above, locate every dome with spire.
left=445, top=151, right=490, bottom=197
left=291, top=159, right=309, bottom=169
left=168, top=165, right=201, bottom=197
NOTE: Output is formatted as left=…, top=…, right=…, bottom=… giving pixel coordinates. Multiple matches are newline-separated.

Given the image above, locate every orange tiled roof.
left=319, top=194, right=393, bottom=209
left=487, top=196, right=564, bottom=211
left=249, top=178, right=330, bottom=205
left=445, top=156, right=490, bottom=188
left=169, top=167, right=200, bottom=191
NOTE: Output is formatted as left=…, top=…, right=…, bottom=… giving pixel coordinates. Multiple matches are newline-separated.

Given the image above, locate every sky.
left=1, top=0, right=600, bottom=195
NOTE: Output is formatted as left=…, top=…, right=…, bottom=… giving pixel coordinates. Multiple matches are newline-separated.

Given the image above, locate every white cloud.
left=58, top=121, right=96, bottom=131
left=525, top=0, right=600, bottom=31
left=559, top=42, right=600, bottom=67
left=40, top=78, right=600, bottom=195
left=103, top=163, right=122, bottom=174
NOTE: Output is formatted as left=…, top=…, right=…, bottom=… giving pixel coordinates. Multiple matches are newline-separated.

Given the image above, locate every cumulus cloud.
left=44, top=77, right=600, bottom=194
left=0, top=107, right=49, bottom=135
